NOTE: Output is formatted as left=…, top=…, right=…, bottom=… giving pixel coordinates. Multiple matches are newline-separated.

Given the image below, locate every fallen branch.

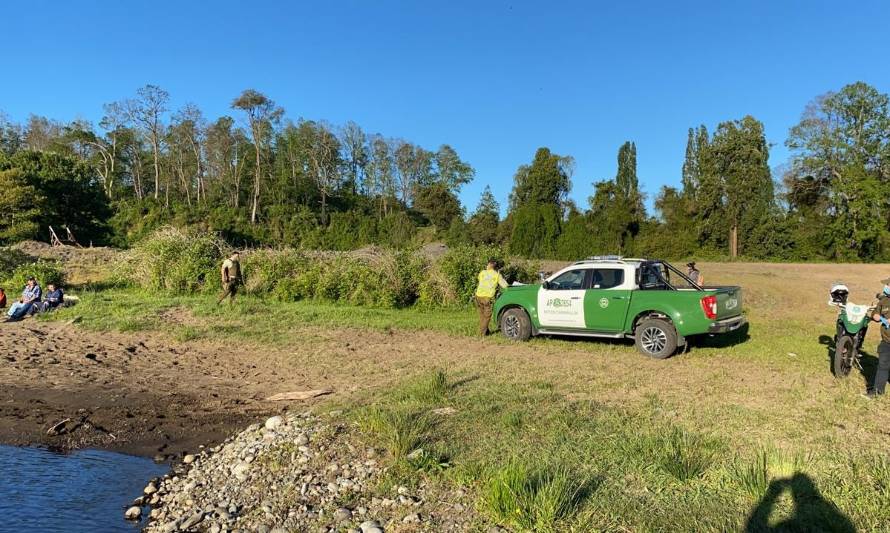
left=47, top=418, right=73, bottom=436
left=265, top=389, right=333, bottom=401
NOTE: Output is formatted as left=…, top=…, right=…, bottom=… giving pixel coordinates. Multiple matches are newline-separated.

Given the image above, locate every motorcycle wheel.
left=834, top=335, right=855, bottom=378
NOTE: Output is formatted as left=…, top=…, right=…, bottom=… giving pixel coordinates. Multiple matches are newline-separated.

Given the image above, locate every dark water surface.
left=0, top=444, right=167, bottom=533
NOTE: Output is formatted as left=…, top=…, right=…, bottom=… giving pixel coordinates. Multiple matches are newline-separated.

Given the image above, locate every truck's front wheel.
left=635, top=318, right=678, bottom=359
left=500, top=308, right=532, bottom=341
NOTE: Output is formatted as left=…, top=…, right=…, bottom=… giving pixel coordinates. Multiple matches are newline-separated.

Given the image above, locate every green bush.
left=241, top=248, right=307, bottom=296
left=3, top=259, right=66, bottom=291
left=117, top=233, right=536, bottom=308
left=117, top=227, right=225, bottom=293
left=0, top=248, right=34, bottom=282
left=419, top=245, right=540, bottom=307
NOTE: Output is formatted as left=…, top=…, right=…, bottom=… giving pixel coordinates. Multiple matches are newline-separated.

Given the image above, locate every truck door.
left=584, top=267, right=632, bottom=332
left=537, top=268, right=589, bottom=329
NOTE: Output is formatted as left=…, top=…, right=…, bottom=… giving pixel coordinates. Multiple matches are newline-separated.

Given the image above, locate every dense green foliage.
left=116, top=228, right=538, bottom=308
left=1, top=259, right=66, bottom=291
left=0, top=151, right=110, bottom=245
left=2, top=81, right=890, bottom=260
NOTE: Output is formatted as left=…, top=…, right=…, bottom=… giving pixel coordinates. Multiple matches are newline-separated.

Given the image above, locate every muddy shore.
left=0, top=319, right=292, bottom=458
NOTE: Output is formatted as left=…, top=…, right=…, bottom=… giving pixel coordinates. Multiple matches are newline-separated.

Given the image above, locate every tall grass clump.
left=730, top=448, right=770, bottom=497
left=116, top=227, right=224, bottom=293
left=727, top=447, right=810, bottom=497
left=482, top=460, right=586, bottom=532
left=362, top=407, right=436, bottom=460
left=658, top=428, right=716, bottom=481
left=396, top=368, right=450, bottom=403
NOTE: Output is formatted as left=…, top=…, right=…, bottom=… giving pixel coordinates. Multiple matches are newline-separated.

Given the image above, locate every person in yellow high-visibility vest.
left=475, top=258, right=508, bottom=336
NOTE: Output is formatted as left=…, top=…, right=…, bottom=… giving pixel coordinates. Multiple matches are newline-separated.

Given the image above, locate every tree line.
left=1, top=81, right=889, bottom=261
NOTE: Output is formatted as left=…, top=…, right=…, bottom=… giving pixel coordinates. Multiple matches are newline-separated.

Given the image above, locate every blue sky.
left=2, top=0, right=889, bottom=214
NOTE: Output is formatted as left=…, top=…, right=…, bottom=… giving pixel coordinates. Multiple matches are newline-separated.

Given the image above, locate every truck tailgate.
left=711, top=286, right=743, bottom=320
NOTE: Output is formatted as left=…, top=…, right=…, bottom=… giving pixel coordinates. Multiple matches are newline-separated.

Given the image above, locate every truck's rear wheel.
left=500, top=308, right=532, bottom=341
left=635, top=318, right=678, bottom=359
left=834, top=335, right=855, bottom=378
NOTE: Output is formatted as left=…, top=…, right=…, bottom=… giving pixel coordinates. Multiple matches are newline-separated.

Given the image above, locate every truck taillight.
left=701, top=295, right=717, bottom=320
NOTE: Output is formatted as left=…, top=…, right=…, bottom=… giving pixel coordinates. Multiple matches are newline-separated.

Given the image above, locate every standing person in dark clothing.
left=686, top=262, right=703, bottom=286
left=217, top=251, right=243, bottom=305
left=867, top=277, right=890, bottom=398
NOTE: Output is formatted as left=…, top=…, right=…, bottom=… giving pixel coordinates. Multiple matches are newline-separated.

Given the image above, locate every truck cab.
left=494, top=256, right=746, bottom=358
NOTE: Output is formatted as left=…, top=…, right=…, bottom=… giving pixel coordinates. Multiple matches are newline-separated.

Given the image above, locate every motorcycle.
left=828, top=284, right=875, bottom=377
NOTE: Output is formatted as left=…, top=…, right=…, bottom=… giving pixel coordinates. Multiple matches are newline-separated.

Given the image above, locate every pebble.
left=264, top=415, right=284, bottom=430
left=232, top=462, right=251, bottom=481
left=360, top=520, right=383, bottom=532
left=180, top=511, right=204, bottom=530
left=182, top=454, right=195, bottom=464
left=402, top=512, right=420, bottom=523
left=334, top=507, right=352, bottom=522
left=124, top=506, right=141, bottom=520
left=144, top=482, right=158, bottom=495
left=295, top=433, right=309, bottom=445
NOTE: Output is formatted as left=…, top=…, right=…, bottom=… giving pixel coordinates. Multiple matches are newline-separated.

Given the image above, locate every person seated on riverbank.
left=0, top=287, right=6, bottom=309
left=34, top=283, right=64, bottom=314
left=6, top=277, right=41, bottom=321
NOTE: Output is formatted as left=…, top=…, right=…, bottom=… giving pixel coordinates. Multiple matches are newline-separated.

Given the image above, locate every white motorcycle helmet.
left=829, top=283, right=849, bottom=306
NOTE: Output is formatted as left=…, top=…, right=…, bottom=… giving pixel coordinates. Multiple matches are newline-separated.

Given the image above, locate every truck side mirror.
left=541, top=280, right=551, bottom=290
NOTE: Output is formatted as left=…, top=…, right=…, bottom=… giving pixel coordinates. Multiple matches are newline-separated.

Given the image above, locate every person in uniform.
left=217, top=251, right=243, bottom=305
left=868, top=277, right=890, bottom=397
left=474, top=258, right=508, bottom=336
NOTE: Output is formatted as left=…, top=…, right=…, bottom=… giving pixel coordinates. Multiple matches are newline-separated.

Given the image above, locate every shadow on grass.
left=819, top=334, right=878, bottom=388
left=689, top=322, right=751, bottom=350
left=744, top=472, right=855, bottom=532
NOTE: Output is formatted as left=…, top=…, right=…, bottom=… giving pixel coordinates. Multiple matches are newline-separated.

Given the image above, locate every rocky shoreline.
left=128, top=412, right=481, bottom=532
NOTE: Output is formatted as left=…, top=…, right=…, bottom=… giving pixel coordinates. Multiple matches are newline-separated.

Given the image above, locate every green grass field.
left=48, top=262, right=890, bottom=531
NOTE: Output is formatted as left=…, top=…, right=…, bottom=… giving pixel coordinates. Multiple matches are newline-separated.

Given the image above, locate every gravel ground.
left=129, top=412, right=482, bottom=533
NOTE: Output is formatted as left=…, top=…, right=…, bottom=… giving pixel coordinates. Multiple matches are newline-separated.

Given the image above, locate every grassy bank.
left=44, top=261, right=890, bottom=531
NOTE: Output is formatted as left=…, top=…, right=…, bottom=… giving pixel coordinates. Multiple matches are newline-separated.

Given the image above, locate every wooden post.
left=49, top=226, right=62, bottom=247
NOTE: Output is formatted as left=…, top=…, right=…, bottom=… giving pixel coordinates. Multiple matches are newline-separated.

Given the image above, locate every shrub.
left=117, top=227, right=225, bottom=293
left=0, top=248, right=35, bottom=282
left=241, top=248, right=307, bottom=296
left=419, top=245, right=540, bottom=307
left=3, top=259, right=66, bottom=290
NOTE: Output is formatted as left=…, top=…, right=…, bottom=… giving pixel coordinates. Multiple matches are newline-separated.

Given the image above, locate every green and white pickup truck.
left=493, top=256, right=746, bottom=358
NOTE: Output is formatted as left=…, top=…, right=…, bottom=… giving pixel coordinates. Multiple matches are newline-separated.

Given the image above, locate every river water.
left=0, top=444, right=167, bottom=532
